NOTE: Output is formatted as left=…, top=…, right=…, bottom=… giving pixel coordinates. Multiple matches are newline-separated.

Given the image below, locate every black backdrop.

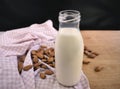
left=0, top=0, right=120, bottom=31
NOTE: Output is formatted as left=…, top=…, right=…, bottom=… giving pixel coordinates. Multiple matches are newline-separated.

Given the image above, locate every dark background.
left=0, top=0, right=120, bottom=31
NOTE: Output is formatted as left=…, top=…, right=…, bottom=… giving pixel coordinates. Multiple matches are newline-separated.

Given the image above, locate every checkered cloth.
left=0, top=20, right=90, bottom=89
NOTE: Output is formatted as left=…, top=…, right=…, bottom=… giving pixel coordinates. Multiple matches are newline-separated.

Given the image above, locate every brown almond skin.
left=49, top=51, right=55, bottom=57
left=48, top=62, right=55, bottom=68
left=31, top=50, right=37, bottom=55
left=88, top=54, right=96, bottom=58
left=40, top=64, right=48, bottom=69
left=48, top=63, right=53, bottom=67
left=84, top=50, right=91, bottom=56
left=43, top=55, right=49, bottom=59
left=40, top=73, right=46, bottom=79
left=84, top=46, right=92, bottom=52
left=23, top=65, right=33, bottom=71
left=33, top=62, right=41, bottom=68
left=36, top=52, right=44, bottom=59
left=18, top=55, right=26, bottom=62
left=94, top=66, right=104, bottom=72
left=37, top=48, right=44, bottom=54
left=48, top=57, right=54, bottom=62
left=84, top=50, right=96, bottom=58
left=83, top=60, right=90, bottom=64
left=45, top=69, right=54, bottom=75
left=52, top=62, right=55, bottom=68
left=41, top=59, right=47, bottom=62
left=44, top=49, right=49, bottom=55
left=34, top=66, right=40, bottom=71
left=41, top=45, right=47, bottom=48
left=32, top=57, right=39, bottom=63
left=32, top=55, right=38, bottom=59
left=18, top=61, right=23, bottom=73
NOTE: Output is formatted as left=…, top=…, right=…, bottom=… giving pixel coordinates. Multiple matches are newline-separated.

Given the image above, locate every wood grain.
left=81, top=31, right=120, bottom=89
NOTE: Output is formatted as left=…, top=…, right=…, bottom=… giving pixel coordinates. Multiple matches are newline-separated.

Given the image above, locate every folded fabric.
left=0, top=20, right=90, bottom=89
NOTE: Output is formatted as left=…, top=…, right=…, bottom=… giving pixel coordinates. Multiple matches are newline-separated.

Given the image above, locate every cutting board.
left=81, top=31, right=120, bottom=89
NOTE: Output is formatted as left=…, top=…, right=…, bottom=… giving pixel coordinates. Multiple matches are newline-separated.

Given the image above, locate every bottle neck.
left=59, top=21, right=79, bottom=29
left=59, top=10, right=81, bottom=30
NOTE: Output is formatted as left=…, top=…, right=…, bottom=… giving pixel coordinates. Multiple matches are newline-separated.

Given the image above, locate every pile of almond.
left=18, top=45, right=103, bottom=79
left=31, top=45, right=55, bottom=79
left=18, top=45, right=55, bottom=79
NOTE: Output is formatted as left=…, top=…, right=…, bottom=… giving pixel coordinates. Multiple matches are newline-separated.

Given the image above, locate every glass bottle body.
left=55, top=10, right=84, bottom=86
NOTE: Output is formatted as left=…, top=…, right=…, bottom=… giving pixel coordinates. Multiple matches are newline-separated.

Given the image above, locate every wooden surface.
left=81, top=31, right=120, bottom=89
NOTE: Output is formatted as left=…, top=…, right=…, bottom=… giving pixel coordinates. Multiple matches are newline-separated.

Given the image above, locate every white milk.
left=55, top=28, right=84, bottom=86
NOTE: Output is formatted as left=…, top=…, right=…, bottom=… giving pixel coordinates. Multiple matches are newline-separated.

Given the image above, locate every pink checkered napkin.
left=0, top=20, right=90, bottom=89
left=31, top=45, right=90, bottom=89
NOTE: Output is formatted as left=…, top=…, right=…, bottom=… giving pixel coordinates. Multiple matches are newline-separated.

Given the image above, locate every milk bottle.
left=55, top=10, right=84, bottom=86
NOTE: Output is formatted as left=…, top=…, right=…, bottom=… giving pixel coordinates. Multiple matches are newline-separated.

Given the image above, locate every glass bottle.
left=55, top=10, right=84, bottom=86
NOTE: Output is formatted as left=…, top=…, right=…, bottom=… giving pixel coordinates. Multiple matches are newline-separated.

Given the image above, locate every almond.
left=33, top=62, right=41, bottom=68
left=18, top=61, right=23, bottom=73
left=88, top=54, right=96, bottom=58
left=44, top=49, right=49, bottom=55
left=40, top=72, right=46, bottom=79
left=31, top=50, right=37, bottom=55
left=37, top=48, right=44, bottom=54
left=34, top=66, right=40, bottom=71
left=32, top=55, right=38, bottom=59
left=36, top=52, right=44, bottom=59
left=52, top=62, right=55, bottom=68
left=94, top=66, right=104, bottom=72
left=45, top=69, right=54, bottom=75
left=43, top=55, right=49, bottom=59
left=83, top=60, right=90, bottom=64
left=48, top=57, right=54, bottom=62
left=32, top=57, right=39, bottom=63
left=84, top=50, right=96, bottom=58
left=19, top=55, right=26, bottom=62
left=23, top=65, right=33, bottom=71
left=48, top=63, right=53, bottom=67
left=49, top=51, right=55, bottom=57
left=41, top=59, right=47, bottom=62
left=48, top=63, right=55, bottom=68
left=40, top=64, right=48, bottom=69
left=84, top=50, right=91, bottom=55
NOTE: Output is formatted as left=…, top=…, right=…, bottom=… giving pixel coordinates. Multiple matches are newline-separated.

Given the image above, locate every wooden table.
left=0, top=31, right=120, bottom=89
left=81, top=31, right=120, bottom=89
